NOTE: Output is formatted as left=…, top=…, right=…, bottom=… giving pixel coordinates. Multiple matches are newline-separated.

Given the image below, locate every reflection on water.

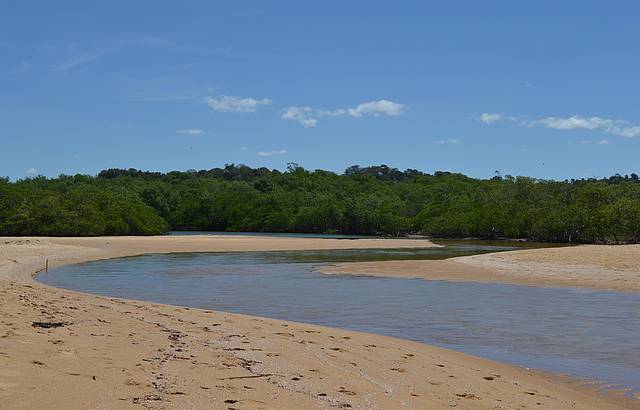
left=39, top=249, right=640, bottom=395
left=249, top=244, right=520, bottom=263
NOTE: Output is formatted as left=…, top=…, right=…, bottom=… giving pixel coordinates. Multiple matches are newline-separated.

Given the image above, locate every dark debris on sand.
left=32, top=321, right=66, bottom=329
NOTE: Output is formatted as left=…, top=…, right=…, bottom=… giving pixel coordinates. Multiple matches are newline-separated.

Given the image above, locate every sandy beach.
left=321, top=244, right=640, bottom=292
left=0, top=236, right=636, bottom=409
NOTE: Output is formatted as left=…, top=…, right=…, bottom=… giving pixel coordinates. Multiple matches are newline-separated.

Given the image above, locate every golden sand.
left=0, top=236, right=635, bottom=409
left=321, top=244, right=640, bottom=292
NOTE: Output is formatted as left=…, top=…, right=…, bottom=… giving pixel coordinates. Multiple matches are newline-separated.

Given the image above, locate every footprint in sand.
left=338, top=386, right=357, bottom=396
left=455, top=392, right=479, bottom=400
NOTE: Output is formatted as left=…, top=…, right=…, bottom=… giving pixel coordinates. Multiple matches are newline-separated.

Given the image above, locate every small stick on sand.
left=220, top=374, right=276, bottom=380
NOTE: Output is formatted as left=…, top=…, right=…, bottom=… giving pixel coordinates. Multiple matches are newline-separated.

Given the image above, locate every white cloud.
left=537, top=116, right=618, bottom=130
left=25, top=168, right=38, bottom=176
left=433, top=138, right=460, bottom=144
left=257, top=149, right=288, bottom=157
left=281, top=106, right=318, bottom=128
left=206, top=95, right=271, bottom=112
left=240, top=146, right=248, bottom=151
left=507, top=115, right=530, bottom=126
left=346, top=100, right=406, bottom=117
left=494, top=112, right=640, bottom=141
left=283, top=99, right=406, bottom=127
left=608, top=126, right=640, bottom=138
left=176, top=128, right=204, bottom=135
left=316, top=108, right=348, bottom=117
left=534, top=115, right=640, bottom=139
left=479, top=113, right=502, bottom=124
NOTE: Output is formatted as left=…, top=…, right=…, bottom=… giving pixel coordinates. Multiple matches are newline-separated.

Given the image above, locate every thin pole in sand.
left=45, top=258, right=48, bottom=273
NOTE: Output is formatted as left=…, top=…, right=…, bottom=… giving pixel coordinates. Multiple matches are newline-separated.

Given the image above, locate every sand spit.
left=0, top=236, right=636, bottom=409
left=321, top=244, right=640, bottom=292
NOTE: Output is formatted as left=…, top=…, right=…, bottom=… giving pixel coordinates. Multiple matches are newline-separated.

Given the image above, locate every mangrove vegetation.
left=2, top=164, right=640, bottom=243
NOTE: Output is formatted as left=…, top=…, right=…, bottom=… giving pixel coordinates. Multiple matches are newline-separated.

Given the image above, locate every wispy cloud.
left=579, top=139, right=610, bottom=145
left=257, top=149, right=288, bottom=157
left=282, top=99, right=406, bottom=127
left=344, top=100, right=406, bottom=117
left=535, top=115, right=640, bottom=139
left=50, top=37, right=229, bottom=73
left=176, top=128, right=204, bottom=135
left=25, top=168, right=38, bottom=177
left=492, top=113, right=640, bottom=140
left=7, top=61, right=31, bottom=74
left=608, top=126, right=640, bottom=138
left=132, top=37, right=232, bottom=56
left=206, top=95, right=272, bottom=112
left=536, top=116, right=619, bottom=130
left=433, top=138, right=460, bottom=144
left=281, top=106, right=318, bottom=128
left=478, top=113, right=502, bottom=124
left=130, top=82, right=218, bottom=103
left=131, top=93, right=205, bottom=103
left=54, top=51, right=104, bottom=71
left=508, top=115, right=530, bottom=126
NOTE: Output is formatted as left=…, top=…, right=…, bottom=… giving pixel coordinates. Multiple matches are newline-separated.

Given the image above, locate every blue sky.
left=2, top=1, right=640, bottom=180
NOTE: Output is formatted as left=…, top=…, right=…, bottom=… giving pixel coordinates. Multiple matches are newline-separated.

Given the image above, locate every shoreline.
left=1, top=236, right=637, bottom=409
left=320, top=244, right=640, bottom=293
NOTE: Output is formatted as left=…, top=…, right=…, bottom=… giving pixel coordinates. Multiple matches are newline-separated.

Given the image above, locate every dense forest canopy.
left=2, top=164, right=640, bottom=243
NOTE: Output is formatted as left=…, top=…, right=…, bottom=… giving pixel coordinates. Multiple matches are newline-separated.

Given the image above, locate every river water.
left=38, top=246, right=640, bottom=396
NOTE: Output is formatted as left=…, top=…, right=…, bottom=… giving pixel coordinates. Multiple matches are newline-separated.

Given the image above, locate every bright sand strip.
left=320, top=244, right=640, bottom=292
left=0, top=236, right=636, bottom=409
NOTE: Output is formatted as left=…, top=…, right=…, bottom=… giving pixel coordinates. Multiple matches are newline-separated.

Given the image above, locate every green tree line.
left=2, top=164, right=640, bottom=243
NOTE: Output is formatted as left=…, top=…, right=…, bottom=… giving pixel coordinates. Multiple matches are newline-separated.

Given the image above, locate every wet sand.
left=321, top=244, right=640, bottom=292
left=0, top=236, right=636, bottom=409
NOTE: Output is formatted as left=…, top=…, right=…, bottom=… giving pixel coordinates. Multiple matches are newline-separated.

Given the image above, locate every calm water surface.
left=39, top=247, right=640, bottom=395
